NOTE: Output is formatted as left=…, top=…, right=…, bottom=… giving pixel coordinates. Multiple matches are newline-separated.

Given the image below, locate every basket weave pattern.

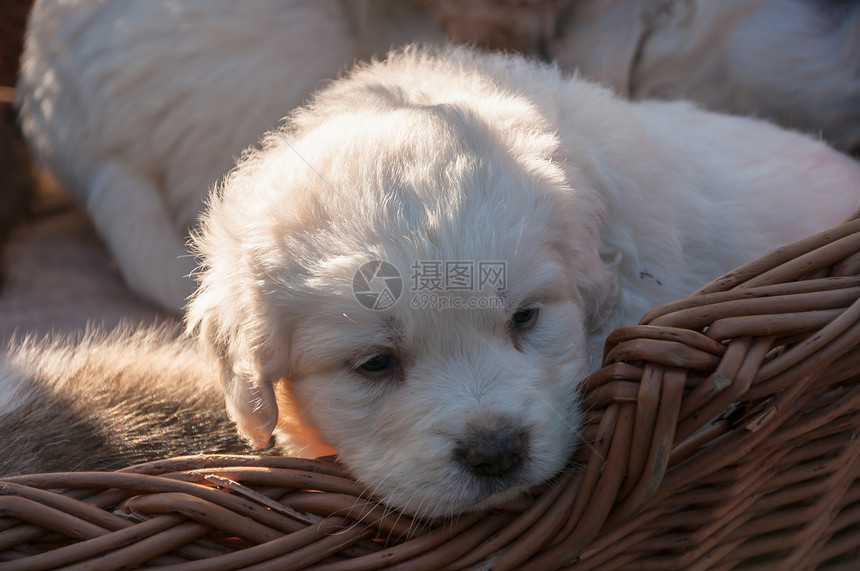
left=2, top=212, right=859, bottom=570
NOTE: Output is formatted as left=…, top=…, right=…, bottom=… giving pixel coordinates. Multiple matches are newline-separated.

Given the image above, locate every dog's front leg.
left=85, top=161, right=196, bottom=313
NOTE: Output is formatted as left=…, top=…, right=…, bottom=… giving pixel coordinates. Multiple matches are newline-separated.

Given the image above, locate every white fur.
left=15, top=0, right=443, bottom=312
left=188, top=47, right=860, bottom=518
left=0, top=362, right=27, bottom=418
left=550, top=0, right=860, bottom=152
left=16, top=0, right=858, bottom=316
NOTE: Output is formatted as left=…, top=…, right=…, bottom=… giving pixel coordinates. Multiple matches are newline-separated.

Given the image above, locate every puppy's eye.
left=356, top=354, right=398, bottom=377
left=511, top=307, right=539, bottom=330
left=360, top=354, right=391, bottom=371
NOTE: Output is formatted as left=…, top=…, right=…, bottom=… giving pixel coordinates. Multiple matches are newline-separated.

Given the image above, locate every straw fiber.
left=2, top=210, right=860, bottom=569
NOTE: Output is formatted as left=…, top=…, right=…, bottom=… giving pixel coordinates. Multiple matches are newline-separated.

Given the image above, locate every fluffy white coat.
left=187, top=47, right=860, bottom=517
left=15, top=0, right=443, bottom=312
left=549, top=0, right=860, bottom=152
left=16, top=0, right=859, bottom=315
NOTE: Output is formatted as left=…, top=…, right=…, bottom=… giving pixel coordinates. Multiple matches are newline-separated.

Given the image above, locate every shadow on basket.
left=2, top=209, right=859, bottom=569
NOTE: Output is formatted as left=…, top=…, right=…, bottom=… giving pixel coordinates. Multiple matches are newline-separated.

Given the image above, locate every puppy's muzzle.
left=457, top=426, right=526, bottom=478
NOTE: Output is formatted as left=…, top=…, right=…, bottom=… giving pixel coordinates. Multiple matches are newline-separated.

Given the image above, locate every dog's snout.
left=460, top=432, right=524, bottom=477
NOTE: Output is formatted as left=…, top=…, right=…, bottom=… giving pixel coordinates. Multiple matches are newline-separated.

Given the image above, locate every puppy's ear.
left=578, top=243, right=622, bottom=333
left=545, top=177, right=621, bottom=334
left=186, top=288, right=279, bottom=450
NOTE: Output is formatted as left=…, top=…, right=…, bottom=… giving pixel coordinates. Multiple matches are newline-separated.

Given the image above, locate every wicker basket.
left=2, top=210, right=859, bottom=570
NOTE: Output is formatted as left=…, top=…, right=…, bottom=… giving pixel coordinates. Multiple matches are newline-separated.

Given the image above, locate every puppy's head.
left=189, top=51, right=615, bottom=517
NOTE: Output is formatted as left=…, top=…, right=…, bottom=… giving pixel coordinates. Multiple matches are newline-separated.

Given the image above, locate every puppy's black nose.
left=460, top=433, right=524, bottom=477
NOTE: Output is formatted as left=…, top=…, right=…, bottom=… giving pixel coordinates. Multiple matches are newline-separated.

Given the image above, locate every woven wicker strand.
left=2, top=211, right=859, bottom=570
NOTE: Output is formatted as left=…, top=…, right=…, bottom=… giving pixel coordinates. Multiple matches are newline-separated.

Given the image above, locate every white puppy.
left=187, top=47, right=860, bottom=518
left=15, top=0, right=443, bottom=313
